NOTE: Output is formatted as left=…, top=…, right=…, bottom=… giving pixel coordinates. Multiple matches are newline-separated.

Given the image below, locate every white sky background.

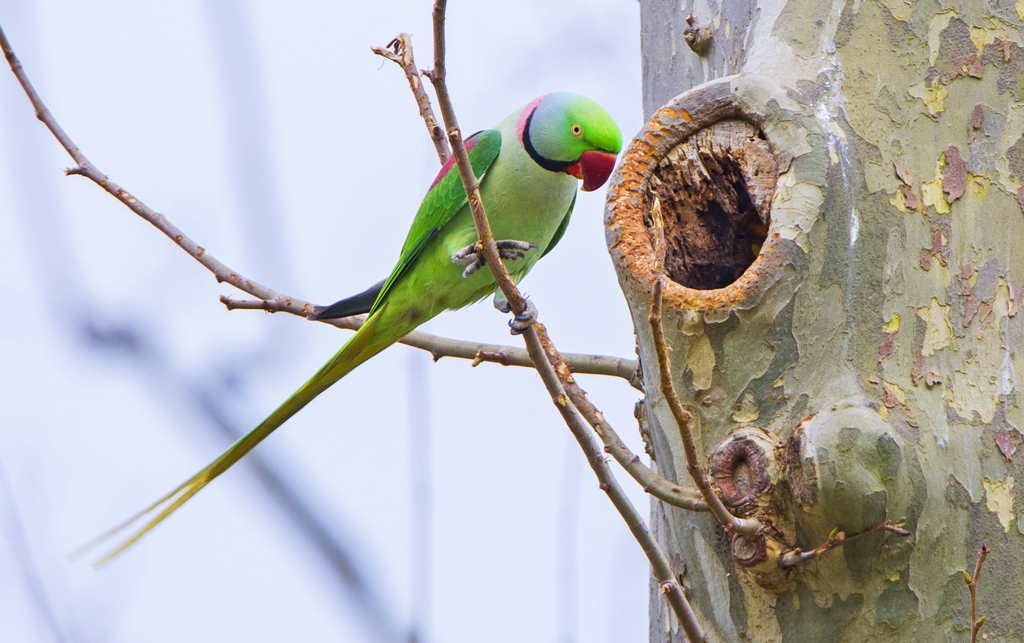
left=0, top=1, right=654, bottom=641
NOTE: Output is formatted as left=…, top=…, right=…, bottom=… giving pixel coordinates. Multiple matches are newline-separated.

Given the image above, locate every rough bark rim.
left=604, top=75, right=824, bottom=318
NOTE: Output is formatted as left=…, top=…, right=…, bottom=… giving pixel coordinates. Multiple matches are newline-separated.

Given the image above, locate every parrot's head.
left=519, top=92, right=622, bottom=191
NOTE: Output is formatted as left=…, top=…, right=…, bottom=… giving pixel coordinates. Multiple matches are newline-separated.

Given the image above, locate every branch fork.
left=778, top=521, right=911, bottom=568
left=371, top=32, right=449, bottom=164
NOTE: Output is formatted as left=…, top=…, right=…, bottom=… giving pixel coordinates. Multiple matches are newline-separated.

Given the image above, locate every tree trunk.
left=611, top=1, right=1024, bottom=640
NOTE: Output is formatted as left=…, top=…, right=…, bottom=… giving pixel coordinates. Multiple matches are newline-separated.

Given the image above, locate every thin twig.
left=778, top=520, right=911, bottom=567
left=966, top=543, right=989, bottom=643
left=648, top=199, right=762, bottom=537
left=0, top=25, right=291, bottom=309
left=425, top=3, right=706, bottom=640
left=0, top=23, right=636, bottom=385
left=372, top=33, right=450, bottom=164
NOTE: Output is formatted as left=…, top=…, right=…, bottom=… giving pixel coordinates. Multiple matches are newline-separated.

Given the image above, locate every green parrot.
left=97, top=92, right=622, bottom=559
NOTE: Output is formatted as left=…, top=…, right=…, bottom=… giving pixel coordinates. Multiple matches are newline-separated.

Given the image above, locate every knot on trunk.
left=710, top=434, right=772, bottom=509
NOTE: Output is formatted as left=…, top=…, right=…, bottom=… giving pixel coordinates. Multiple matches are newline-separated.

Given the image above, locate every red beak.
left=571, top=150, right=618, bottom=191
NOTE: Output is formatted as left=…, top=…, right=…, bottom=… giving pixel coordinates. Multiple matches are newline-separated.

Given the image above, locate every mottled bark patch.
left=776, top=582, right=863, bottom=642
left=927, top=18, right=976, bottom=85
left=1006, top=134, right=1024, bottom=182
left=648, top=120, right=776, bottom=290
left=995, top=428, right=1023, bottom=461
left=783, top=419, right=818, bottom=507
left=875, top=573, right=919, bottom=627
left=942, top=146, right=966, bottom=202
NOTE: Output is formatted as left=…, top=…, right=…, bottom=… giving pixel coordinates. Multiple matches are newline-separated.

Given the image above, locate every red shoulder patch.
left=515, top=95, right=547, bottom=143
left=429, top=135, right=479, bottom=190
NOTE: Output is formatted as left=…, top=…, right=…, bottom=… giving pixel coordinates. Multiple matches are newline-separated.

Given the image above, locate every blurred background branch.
left=0, top=5, right=403, bottom=641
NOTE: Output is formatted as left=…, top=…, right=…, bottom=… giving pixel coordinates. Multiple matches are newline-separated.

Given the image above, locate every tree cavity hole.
left=649, top=120, right=776, bottom=290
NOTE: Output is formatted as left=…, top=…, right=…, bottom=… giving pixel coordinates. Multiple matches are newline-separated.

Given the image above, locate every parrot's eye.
left=571, top=123, right=583, bottom=137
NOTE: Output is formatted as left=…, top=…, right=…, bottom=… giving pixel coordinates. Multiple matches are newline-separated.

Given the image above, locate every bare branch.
left=1, top=27, right=281, bottom=306
left=778, top=520, right=911, bottom=567
left=647, top=199, right=762, bottom=537
left=372, top=33, right=450, bottom=164
left=426, top=2, right=525, bottom=315
left=526, top=323, right=707, bottom=641
left=1, top=24, right=286, bottom=307
left=426, top=3, right=707, bottom=639
left=220, top=295, right=308, bottom=314
left=538, top=331, right=708, bottom=512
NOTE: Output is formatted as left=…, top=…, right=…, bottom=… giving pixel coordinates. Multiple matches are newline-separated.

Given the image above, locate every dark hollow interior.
left=648, top=120, right=776, bottom=290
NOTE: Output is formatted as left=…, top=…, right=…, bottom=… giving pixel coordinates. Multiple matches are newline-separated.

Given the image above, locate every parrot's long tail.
left=83, top=306, right=393, bottom=564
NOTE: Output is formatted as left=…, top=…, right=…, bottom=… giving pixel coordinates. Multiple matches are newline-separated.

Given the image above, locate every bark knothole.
left=710, top=426, right=796, bottom=589
left=730, top=532, right=767, bottom=567
left=606, top=74, right=835, bottom=619
left=709, top=426, right=774, bottom=512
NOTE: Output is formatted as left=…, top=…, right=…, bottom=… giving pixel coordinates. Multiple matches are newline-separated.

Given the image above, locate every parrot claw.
left=494, top=293, right=536, bottom=334
left=459, top=256, right=486, bottom=278
left=451, top=244, right=480, bottom=265
left=493, top=293, right=511, bottom=313
left=508, top=299, right=538, bottom=335
left=497, top=239, right=538, bottom=253
left=451, top=240, right=538, bottom=279
left=497, top=240, right=538, bottom=262
left=451, top=243, right=486, bottom=278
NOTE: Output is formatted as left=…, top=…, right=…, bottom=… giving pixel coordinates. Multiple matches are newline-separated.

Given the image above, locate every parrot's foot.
left=450, top=244, right=486, bottom=277
left=508, top=299, right=538, bottom=335
left=493, top=292, right=536, bottom=334
left=451, top=240, right=538, bottom=278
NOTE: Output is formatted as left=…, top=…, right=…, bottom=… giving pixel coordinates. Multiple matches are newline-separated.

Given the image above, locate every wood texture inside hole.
left=648, top=120, right=777, bottom=290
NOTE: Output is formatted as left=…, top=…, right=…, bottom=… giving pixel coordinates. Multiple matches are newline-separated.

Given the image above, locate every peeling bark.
left=621, top=1, right=1024, bottom=640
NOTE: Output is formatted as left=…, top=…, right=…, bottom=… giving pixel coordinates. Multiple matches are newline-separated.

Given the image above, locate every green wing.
left=541, top=191, right=576, bottom=258
left=371, top=130, right=502, bottom=313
